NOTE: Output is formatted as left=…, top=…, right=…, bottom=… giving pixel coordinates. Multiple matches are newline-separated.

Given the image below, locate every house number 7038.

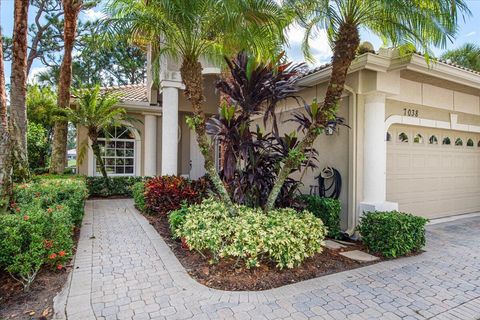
left=403, top=108, right=419, bottom=117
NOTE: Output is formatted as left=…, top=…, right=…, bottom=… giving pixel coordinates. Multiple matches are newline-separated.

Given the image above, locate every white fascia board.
left=298, top=53, right=390, bottom=87
left=117, top=102, right=162, bottom=115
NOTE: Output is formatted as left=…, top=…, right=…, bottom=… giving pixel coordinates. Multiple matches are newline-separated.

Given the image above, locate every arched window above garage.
left=455, top=138, right=463, bottom=146
left=467, top=139, right=474, bottom=147
left=429, top=135, right=438, bottom=145
left=414, top=133, right=424, bottom=144
left=398, top=132, right=409, bottom=143
left=442, top=137, right=451, bottom=145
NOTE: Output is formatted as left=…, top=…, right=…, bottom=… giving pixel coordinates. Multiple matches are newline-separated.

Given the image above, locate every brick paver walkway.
left=56, top=199, right=480, bottom=320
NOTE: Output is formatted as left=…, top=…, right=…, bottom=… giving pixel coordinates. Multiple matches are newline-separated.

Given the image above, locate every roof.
left=100, top=84, right=148, bottom=103
left=301, top=51, right=480, bottom=79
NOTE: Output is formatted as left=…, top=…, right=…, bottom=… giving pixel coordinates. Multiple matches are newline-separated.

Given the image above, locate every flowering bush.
left=172, top=198, right=326, bottom=269
left=14, top=178, right=88, bottom=225
left=144, top=176, right=211, bottom=215
left=0, top=177, right=87, bottom=290
left=0, top=204, right=73, bottom=290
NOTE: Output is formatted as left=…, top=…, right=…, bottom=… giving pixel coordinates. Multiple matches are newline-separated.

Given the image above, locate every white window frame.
left=94, top=138, right=136, bottom=177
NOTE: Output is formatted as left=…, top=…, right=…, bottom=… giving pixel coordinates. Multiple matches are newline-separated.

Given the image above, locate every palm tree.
left=62, top=86, right=134, bottom=179
left=442, top=43, right=480, bottom=72
left=106, top=0, right=289, bottom=207
left=51, top=0, right=84, bottom=174
left=0, top=1, right=12, bottom=211
left=265, top=0, right=470, bottom=211
left=9, top=0, right=31, bottom=182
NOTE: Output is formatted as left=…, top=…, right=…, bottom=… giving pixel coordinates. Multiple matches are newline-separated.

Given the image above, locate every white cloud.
left=284, top=24, right=333, bottom=66
left=28, top=66, right=49, bottom=84
left=83, top=8, right=106, bottom=22
left=465, top=31, right=476, bottom=37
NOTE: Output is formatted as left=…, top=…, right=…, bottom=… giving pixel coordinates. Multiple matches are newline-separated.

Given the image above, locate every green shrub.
left=357, top=211, right=428, bottom=258
left=168, top=203, right=189, bottom=238
left=174, top=198, right=327, bottom=269
left=131, top=182, right=146, bottom=211
left=14, top=178, right=88, bottom=226
left=86, top=176, right=146, bottom=197
left=27, top=122, right=49, bottom=170
left=0, top=204, right=74, bottom=290
left=300, top=195, right=342, bottom=239
left=1, top=177, right=87, bottom=290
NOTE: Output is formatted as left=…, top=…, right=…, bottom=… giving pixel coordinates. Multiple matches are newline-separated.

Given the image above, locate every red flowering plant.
left=144, top=176, right=212, bottom=215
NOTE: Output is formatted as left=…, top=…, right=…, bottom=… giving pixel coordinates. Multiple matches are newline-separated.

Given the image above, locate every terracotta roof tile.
left=100, top=84, right=148, bottom=103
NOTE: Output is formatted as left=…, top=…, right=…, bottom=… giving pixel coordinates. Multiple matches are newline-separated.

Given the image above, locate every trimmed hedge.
left=86, top=176, right=146, bottom=197
left=1, top=178, right=88, bottom=289
left=171, top=198, right=327, bottom=269
left=131, top=181, right=146, bottom=212
left=300, top=195, right=342, bottom=239
left=357, top=211, right=428, bottom=258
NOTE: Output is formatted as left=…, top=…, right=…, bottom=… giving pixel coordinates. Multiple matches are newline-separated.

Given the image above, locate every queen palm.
left=264, top=0, right=470, bottom=211
left=62, top=86, right=134, bottom=179
left=442, top=43, right=480, bottom=72
left=106, top=0, right=289, bottom=207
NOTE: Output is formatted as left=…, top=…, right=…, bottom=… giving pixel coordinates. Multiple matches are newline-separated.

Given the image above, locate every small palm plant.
left=61, top=85, right=137, bottom=179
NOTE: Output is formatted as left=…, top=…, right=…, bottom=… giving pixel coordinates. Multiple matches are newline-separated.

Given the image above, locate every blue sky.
left=1, top=0, right=480, bottom=84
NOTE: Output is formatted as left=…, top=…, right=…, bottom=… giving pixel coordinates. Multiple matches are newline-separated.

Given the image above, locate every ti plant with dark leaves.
left=207, top=52, right=316, bottom=209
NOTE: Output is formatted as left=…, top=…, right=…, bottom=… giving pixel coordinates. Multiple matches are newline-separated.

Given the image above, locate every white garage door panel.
left=387, top=125, right=480, bottom=219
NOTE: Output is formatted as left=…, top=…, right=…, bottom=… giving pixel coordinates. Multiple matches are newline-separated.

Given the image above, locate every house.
left=76, top=47, right=480, bottom=231
left=67, top=149, right=76, bottom=161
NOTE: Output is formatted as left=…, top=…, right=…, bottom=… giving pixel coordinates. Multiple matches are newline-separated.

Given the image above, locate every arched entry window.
left=95, top=126, right=136, bottom=176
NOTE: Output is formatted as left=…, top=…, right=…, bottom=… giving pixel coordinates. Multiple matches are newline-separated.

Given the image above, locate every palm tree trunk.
left=0, top=3, right=13, bottom=211
left=180, top=57, right=233, bottom=208
left=51, top=1, right=81, bottom=173
left=265, top=23, right=360, bottom=212
left=89, top=134, right=108, bottom=179
left=9, top=0, right=30, bottom=182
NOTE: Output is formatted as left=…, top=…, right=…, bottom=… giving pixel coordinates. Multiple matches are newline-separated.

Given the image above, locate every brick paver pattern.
left=61, top=199, right=480, bottom=320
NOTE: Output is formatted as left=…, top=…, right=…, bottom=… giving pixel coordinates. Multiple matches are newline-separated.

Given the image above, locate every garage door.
left=387, top=125, right=480, bottom=219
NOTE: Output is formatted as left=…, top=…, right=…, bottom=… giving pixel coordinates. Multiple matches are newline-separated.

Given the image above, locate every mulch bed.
left=0, top=227, right=80, bottom=320
left=145, top=214, right=378, bottom=291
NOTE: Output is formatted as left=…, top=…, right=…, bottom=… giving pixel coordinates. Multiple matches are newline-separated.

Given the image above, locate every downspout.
left=343, top=85, right=358, bottom=237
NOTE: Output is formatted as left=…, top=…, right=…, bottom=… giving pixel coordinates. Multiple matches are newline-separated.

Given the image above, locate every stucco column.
left=144, top=114, right=157, bottom=176
left=360, top=92, right=398, bottom=213
left=161, top=86, right=179, bottom=175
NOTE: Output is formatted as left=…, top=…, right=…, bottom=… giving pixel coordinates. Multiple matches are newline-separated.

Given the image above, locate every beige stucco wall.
left=390, top=78, right=480, bottom=116
left=253, top=85, right=351, bottom=229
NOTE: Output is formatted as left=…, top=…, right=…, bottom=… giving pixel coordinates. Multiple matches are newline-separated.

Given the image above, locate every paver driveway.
left=55, top=199, right=480, bottom=320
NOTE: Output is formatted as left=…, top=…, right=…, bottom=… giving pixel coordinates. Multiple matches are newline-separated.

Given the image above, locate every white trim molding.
left=385, top=113, right=480, bottom=133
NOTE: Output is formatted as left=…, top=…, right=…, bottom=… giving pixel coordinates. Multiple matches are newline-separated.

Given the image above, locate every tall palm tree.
left=442, top=43, right=480, bottom=72
left=62, top=86, right=134, bottom=179
left=265, top=0, right=470, bottom=211
left=106, top=0, right=289, bottom=207
left=9, top=0, right=30, bottom=182
left=0, top=1, right=12, bottom=211
left=51, top=0, right=84, bottom=174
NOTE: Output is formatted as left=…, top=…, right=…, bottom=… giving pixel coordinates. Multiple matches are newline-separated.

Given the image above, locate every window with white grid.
left=95, top=126, right=136, bottom=176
